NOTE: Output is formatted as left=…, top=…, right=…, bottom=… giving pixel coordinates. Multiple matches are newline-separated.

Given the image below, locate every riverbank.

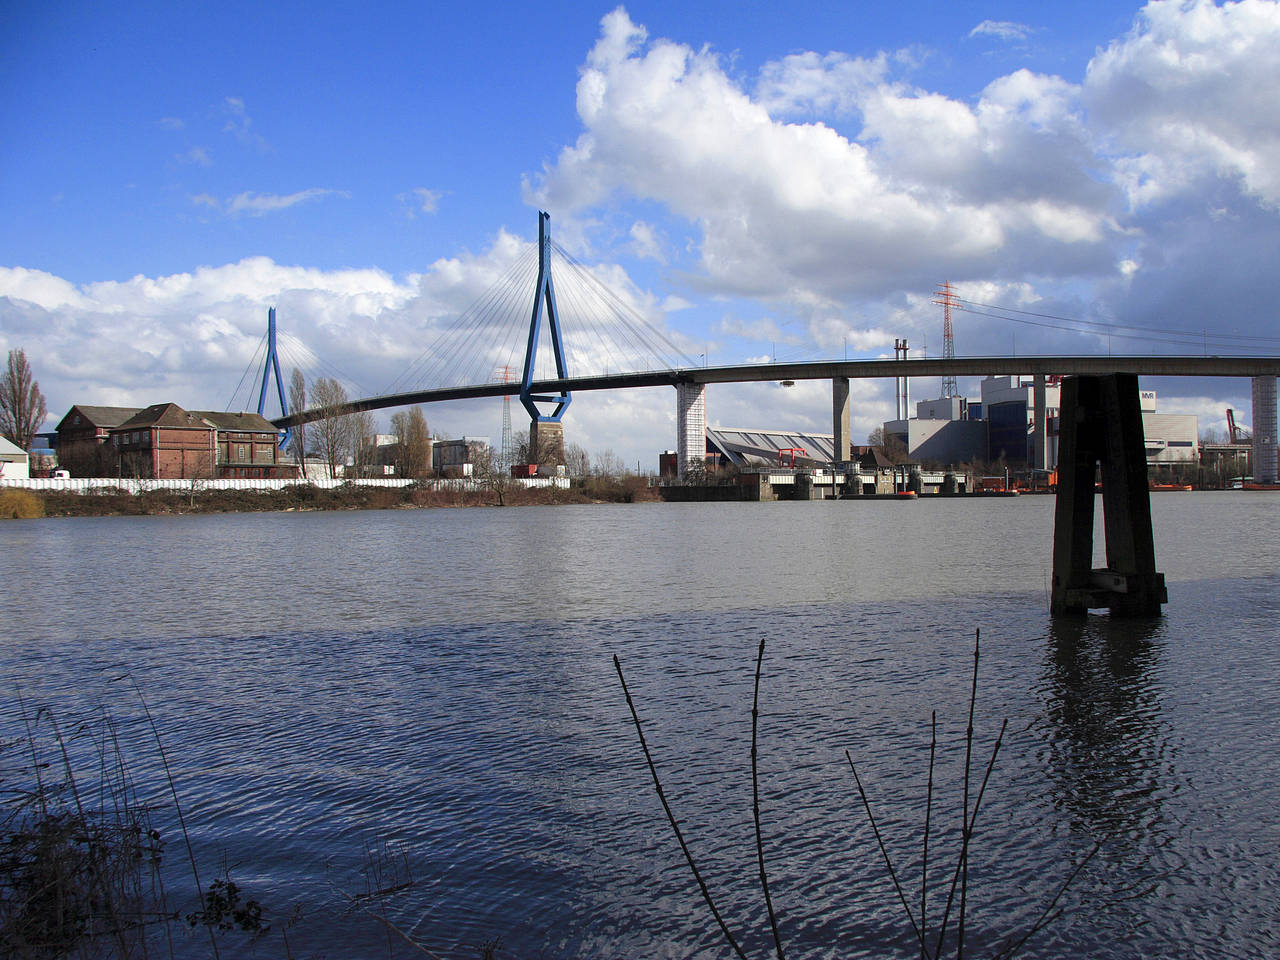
left=3, top=477, right=659, bottom=518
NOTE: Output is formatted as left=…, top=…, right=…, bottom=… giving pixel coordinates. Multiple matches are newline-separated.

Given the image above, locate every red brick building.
left=55, top=405, right=143, bottom=477
left=105, top=403, right=294, bottom=479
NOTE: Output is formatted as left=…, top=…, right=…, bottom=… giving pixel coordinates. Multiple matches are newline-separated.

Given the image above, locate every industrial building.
left=883, top=394, right=989, bottom=467
left=883, top=377, right=1196, bottom=472
left=433, top=436, right=489, bottom=477
left=981, top=376, right=1061, bottom=467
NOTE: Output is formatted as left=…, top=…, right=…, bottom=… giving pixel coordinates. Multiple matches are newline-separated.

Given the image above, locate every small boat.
left=1149, top=483, right=1192, bottom=491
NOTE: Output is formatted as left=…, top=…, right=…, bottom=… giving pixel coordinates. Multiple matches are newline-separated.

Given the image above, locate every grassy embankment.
left=0, top=488, right=45, bottom=518
left=2, top=476, right=659, bottom=519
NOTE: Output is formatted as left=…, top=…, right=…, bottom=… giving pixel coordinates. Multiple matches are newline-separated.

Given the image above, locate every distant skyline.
left=3, top=1, right=1278, bottom=465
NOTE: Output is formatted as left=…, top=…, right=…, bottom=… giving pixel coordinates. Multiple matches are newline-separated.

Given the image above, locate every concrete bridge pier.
left=833, top=376, right=851, bottom=463
left=1032, top=374, right=1048, bottom=471
left=1253, top=375, right=1278, bottom=484
left=1051, top=373, right=1167, bottom=617
left=676, top=382, right=707, bottom=478
left=528, top=419, right=565, bottom=467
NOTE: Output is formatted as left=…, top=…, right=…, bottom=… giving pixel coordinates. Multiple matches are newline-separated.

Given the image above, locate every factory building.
left=882, top=378, right=1195, bottom=473
left=980, top=376, right=1061, bottom=467
left=883, top=394, right=988, bottom=468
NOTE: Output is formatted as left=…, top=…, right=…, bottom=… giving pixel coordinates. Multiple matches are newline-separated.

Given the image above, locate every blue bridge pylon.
left=519, top=211, right=571, bottom=423
left=256, top=306, right=291, bottom=446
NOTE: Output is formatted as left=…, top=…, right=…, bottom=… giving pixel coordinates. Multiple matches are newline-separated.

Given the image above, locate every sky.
left=3, top=0, right=1279, bottom=467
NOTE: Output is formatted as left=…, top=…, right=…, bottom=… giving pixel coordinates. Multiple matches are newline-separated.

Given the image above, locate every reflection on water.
left=1041, top=615, right=1169, bottom=840
left=2, top=500, right=1279, bottom=958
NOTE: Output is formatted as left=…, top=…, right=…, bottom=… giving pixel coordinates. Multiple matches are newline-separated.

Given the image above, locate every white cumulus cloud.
left=530, top=7, right=1122, bottom=311
left=1086, top=0, right=1280, bottom=208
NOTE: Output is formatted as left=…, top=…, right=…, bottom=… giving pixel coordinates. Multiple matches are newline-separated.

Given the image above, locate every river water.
left=2, top=494, right=1277, bottom=959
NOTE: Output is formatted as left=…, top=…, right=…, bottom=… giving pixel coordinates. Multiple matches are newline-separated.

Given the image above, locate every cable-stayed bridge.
left=244, top=210, right=1280, bottom=617
left=248, top=211, right=1280, bottom=484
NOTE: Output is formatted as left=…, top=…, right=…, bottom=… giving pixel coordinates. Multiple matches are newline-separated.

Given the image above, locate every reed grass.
left=2, top=696, right=172, bottom=957
left=614, top=628, right=1108, bottom=959
left=0, top=488, right=44, bottom=518
left=1, top=693, right=277, bottom=959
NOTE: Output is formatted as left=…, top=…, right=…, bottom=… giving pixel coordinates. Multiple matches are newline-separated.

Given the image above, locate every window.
left=238, top=445, right=247, bottom=461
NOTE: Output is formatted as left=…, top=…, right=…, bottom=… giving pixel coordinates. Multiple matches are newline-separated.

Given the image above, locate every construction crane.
left=1227, top=408, right=1251, bottom=444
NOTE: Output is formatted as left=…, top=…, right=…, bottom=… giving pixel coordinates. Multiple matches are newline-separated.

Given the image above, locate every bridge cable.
left=552, top=241, right=693, bottom=369
left=383, top=245, right=539, bottom=395
left=551, top=261, right=635, bottom=378
left=552, top=241, right=698, bottom=371
left=381, top=254, right=527, bottom=393
left=224, top=332, right=269, bottom=412
left=439, top=249, right=539, bottom=390
left=277, top=332, right=366, bottom=397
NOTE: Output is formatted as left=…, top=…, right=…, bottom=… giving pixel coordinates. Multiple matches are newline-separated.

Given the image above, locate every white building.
left=882, top=413, right=986, bottom=466
left=0, top=436, right=30, bottom=479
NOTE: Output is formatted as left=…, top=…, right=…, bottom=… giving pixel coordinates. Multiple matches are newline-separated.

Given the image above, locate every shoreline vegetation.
left=0, top=477, right=660, bottom=520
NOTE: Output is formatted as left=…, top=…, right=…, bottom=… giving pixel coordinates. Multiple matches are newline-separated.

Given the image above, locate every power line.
left=956, top=297, right=1280, bottom=346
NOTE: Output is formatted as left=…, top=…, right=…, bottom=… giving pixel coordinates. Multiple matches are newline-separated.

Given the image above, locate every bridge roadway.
left=272, top=354, right=1280, bottom=429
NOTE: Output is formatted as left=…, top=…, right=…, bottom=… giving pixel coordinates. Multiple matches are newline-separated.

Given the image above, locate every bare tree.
left=287, top=368, right=308, bottom=472
left=390, top=406, right=431, bottom=478
left=564, top=442, right=591, bottom=478
left=472, top=444, right=511, bottom=506
left=0, top=349, right=48, bottom=450
left=868, top=426, right=910, bottom=465
left=349, top=409, right=377, bottom=477
left=311, top=377, right=351, bottom=478
left=592, top=448, right=625, bottom=480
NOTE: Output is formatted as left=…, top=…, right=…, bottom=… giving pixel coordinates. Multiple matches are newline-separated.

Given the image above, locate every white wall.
left=1, top=476, right=569, bottom=494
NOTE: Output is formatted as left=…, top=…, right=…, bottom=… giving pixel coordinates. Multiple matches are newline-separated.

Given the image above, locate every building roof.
left=851, top=445, right=896, bottom=469
left=56, top=405, right=144, bottom=431
left=195, top=411, right=278, bottom=432
left=707, top=427, right=836, bottom=468
left=111, top=405, right=278, bottom=434
left=0, top=436, right=28, bottom=459
left=117, top=402, right=210, bottom=430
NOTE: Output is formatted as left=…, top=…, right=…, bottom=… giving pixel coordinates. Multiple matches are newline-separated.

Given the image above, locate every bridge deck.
left=274, top=355, right=1280, bottom=428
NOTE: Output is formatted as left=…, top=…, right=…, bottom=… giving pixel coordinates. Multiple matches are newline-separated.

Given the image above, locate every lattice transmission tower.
left=496, top=365, right=515, bottom=471
left=933, top=281, right=961, bottom=398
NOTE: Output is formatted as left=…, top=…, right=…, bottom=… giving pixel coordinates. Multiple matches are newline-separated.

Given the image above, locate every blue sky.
left=3, top=1, right=1278, bottom=464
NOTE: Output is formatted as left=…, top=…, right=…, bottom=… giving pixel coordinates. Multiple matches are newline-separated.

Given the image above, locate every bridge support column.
left=529, top=419, right=564, bottom=468
left=1252, top=375, right=1278, bottom=484
left=1032, top=373, right=1048, bottom=471
left=676, top=382, right=706, bottom=478
left=1051, top=374, right=1166, bottom=617
left=833, top=377, right=851, bottom=463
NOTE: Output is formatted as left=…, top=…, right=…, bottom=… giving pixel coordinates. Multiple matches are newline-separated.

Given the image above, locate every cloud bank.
left=5, top=1, right=1278, bottom=464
